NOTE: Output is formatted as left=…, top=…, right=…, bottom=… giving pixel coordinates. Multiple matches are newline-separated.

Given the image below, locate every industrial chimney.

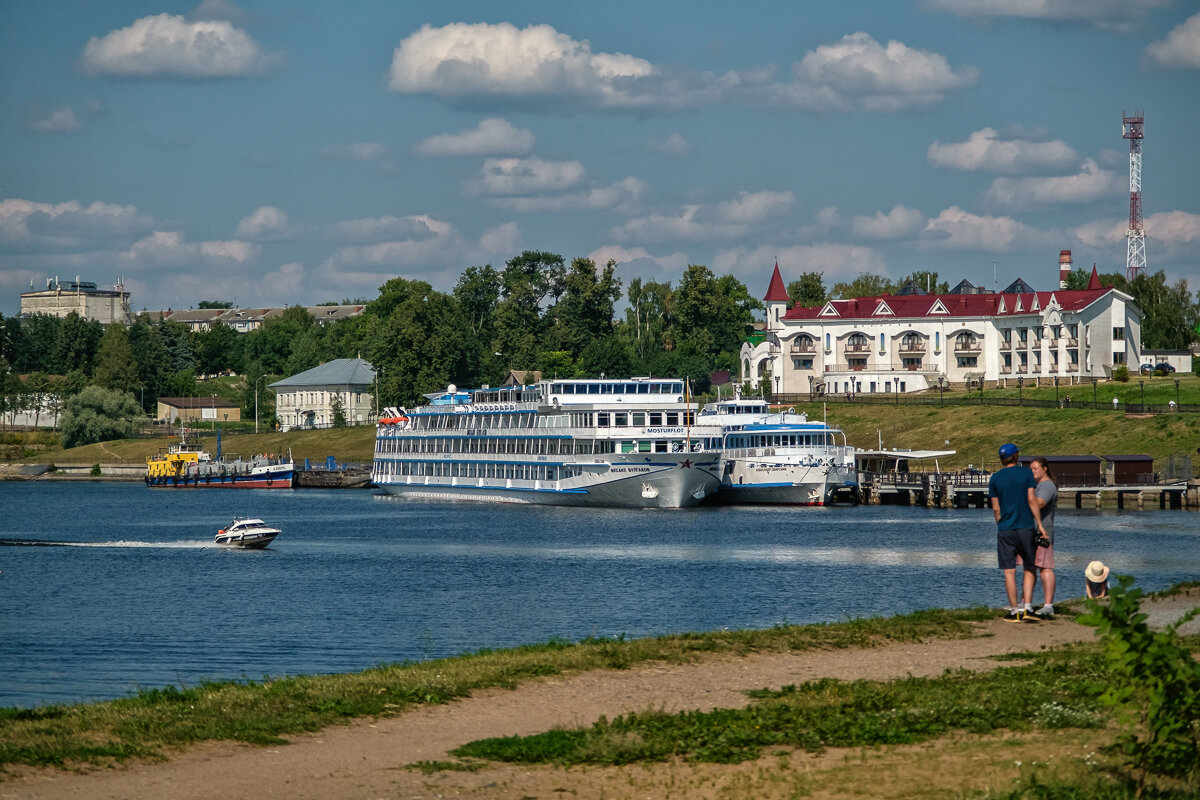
left=1058, top=250, right=1072, bottom=290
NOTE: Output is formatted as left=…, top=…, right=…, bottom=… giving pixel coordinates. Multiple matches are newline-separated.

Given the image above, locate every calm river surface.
left=1, top=481, right=1197, bottom=709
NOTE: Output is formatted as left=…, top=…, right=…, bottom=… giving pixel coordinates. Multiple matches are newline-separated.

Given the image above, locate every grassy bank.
left=0, top=607, right=995, bottom=769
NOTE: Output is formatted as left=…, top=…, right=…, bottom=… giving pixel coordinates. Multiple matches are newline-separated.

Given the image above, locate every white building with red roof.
left=741, top=254, right=1142, bottom=397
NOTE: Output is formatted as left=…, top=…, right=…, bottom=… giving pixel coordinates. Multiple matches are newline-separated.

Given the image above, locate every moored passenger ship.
left=696, top=398, right=860, bottom=506
left=371, top=378, right=722, bottom=508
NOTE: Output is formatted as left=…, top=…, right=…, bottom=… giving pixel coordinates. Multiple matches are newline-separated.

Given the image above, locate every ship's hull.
left=146, top=466, right=294, bottom=489
left=710, top=462, right=859, bottom=507
left=374, top=456, right=721, bottom=509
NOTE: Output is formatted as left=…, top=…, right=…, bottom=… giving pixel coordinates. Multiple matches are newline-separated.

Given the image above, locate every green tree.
left=242, top=306, right=317, bottom=375
left=1124, top=271, right=1199, bottom=350
left=127, top=315, right=168, bottom=410
left=786, top=272, right=826, bottom=308
left=494, top=251, right=565, bottom=369
left=60, top=385, right=143, bottom=448
left=54, top=312, right=102, bottom=376
left=197, top=300, right=233, bottom=309
left=621, top=278, right=673, bottom=363
left=548, top=257, right=622, bottom=355
left=329, top=392, right=347, bottom=427
left=92, top=324, right=140, bottom=394
left=895, top=270, right=948, bottom=294
left=195, top=320, right=242, bottom=375
left=24, top=371, right=52, bottom=429
left=671, top=265, right=761, bottom=372
left=830, top=273, right=895, bottom=299
left=365, top=280, right=470, bottom=406
left=454, top=264, right=502, bottom=338
left=579, top=337, right=633, bottom=378
left=1064, top=268, right=1092, bottom=290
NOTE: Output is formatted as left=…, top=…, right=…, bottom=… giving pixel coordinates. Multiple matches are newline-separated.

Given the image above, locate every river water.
left=1, top=482, right=1196, bottom=709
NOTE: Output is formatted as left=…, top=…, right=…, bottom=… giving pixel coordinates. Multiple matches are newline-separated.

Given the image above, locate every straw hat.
left=1085, top=561, right=1109, bottom=582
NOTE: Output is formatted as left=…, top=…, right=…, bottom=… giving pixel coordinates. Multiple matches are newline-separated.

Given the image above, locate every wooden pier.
left=861, top=471, right=1198, bottom=510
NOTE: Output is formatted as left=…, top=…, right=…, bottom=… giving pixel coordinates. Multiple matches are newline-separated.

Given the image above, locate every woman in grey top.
left=1028, top=456, right=1058, bottom=616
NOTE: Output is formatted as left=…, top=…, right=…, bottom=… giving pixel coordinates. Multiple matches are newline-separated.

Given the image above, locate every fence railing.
left=768, top=393, right=1199, bottom=414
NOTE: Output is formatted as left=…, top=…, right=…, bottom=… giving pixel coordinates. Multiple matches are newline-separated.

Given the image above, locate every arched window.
left=847, top=333, right=869, bottom=352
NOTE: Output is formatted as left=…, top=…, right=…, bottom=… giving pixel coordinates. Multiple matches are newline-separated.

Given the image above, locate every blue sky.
left=2, top=0, right=1198, bottom=317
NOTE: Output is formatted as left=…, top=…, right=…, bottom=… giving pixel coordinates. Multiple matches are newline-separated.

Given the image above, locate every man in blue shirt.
left=987, top=443, right=1047, bottom=621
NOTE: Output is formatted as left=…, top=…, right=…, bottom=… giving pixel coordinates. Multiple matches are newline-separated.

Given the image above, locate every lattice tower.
left=1123, top=110, right=1145, bottom=283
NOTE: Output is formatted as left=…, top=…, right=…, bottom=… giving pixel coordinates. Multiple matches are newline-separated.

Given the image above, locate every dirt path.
left=7, top=592, right=1198, bottom=800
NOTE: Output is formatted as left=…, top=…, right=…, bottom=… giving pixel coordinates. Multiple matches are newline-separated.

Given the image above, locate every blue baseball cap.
left=998, top=443, right=1019, bottom=458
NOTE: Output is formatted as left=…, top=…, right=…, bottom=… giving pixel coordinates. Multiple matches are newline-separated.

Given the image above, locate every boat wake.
left=0, top=538, right=210, bottom=549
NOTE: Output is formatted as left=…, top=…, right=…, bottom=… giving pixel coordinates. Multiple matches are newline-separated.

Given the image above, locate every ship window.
left=632, top=412, right=645, bottom=426
left=615, top=412, right=628, bottom=426
left=665, top=412, right=679, bottom=426
left=637, top=383, right=649, bottom=394
left=648, top=412, right=662, bottom=425
left=597, top=412, right=610, bottom=426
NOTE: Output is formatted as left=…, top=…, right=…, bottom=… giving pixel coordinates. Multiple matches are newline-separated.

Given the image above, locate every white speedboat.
left=215, top=517, right=280, bottom=549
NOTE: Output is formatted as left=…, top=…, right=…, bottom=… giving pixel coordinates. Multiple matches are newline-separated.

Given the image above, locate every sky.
left=2, top=0, right=1199, bottom=317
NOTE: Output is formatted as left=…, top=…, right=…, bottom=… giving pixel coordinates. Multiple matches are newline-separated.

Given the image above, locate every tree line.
left=3, top=253, right=1195, bottom=446
left=0, top=252, right=762, bottom=440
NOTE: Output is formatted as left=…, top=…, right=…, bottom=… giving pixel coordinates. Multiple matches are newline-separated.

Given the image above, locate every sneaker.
left=1003, top=608, right=1022, bottom=622
left=1036, top=604, right=1055, bottom=618
left=1022, top=610, right=1041, bottom=623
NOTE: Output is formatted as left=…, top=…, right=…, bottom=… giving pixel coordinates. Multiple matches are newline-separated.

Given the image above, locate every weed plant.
left=1079, top=577, right=1200, bottom=795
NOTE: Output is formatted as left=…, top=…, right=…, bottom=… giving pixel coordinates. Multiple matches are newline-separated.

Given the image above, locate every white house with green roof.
left=269, top=357, right=375, bottom=431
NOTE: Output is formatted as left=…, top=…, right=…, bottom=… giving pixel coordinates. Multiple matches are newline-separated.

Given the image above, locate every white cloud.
left=257, top=261, right=305, bottom=302
left=611, top=205, right=747, bottom=243
left=79, top=13, right=279, bottom=79
left=647, top=133, right=689, bottom=156
left=1145, top=13, right=1200, bottom=69
left=489, top=177, right=647, bottom=213
left=318, top=214, right=489, bottom=290
left=414, top=118, right=535, bottom=157
left=712, top=244, right=887, bottom=285
left=852, top=205, right=927, bottom=238
left=922, top=0, right=1169, bottom=29
left=328, top=215, right=443, bottom=244
left=388, top=22, right=655, bottom=105
left=29, top=106, right=81, bottom=132
left=387, top=23, right=976, bottom=113
left=470, top=156, right=587, bottom=196
left=789, top=32, right=979, bottom=112
left=716, top=191, right=797, bottom=224
left=235, top=206, right=290, bottom=239
left=587, top=245, right=689, bottom=281
left=981, top=159, right=1121, bottom=208
left=927, top=128, right=1078, bottom=172
left=123, top=230, right=258, bottom=269
left=479, top=221, right=521, bottom=255
left=1073, top=210, right=1200, bottom=249
left=0, top=198, right=152, bottom=247
left=319, top=142, right=390, bottom=163
left=922, top=206, right=1038, bottom=251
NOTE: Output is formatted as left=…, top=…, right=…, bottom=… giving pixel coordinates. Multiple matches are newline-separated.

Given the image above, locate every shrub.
left=1079, top=577, right=1200, bottom=792
left=1113, top=364, right=1130, bottom=382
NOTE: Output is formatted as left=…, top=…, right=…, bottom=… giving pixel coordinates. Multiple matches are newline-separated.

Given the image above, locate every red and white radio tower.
left=1122, top=109, right=1145, bottom=283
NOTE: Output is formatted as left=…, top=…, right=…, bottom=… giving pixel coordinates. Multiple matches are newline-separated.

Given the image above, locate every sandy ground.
left=5, top=591, right=1198, bottom=800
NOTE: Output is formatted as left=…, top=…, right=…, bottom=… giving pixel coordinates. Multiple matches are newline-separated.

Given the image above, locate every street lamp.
left=295, top=407, right=300, bottom=431
left=1175, top=378, right=1181, bottom=407
left=1017, top=376, right=1023, bottom=405
left=1054, top=376, right=1059, bottom=405
left=1139, top=379, right=1145, bottom=410
left=211, top=394, right=216, bottom=431
left=1091, top=376, right=1098, bottom=405
left=808, top=374, right=814, bottom=401
left=254, top=375, right=265, bottom=434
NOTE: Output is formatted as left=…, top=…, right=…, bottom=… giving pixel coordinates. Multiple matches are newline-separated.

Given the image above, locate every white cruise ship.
left=694, top=398, right=860, bottom=506
left=371, top=378, right=722, bottom=508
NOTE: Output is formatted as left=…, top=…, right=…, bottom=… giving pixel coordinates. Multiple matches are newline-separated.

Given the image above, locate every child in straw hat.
left=1085, top=561, right=1110, bottom=599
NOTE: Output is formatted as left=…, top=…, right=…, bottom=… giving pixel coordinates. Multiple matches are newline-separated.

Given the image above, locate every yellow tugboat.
left=146, top=437, right=211, bottom=485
